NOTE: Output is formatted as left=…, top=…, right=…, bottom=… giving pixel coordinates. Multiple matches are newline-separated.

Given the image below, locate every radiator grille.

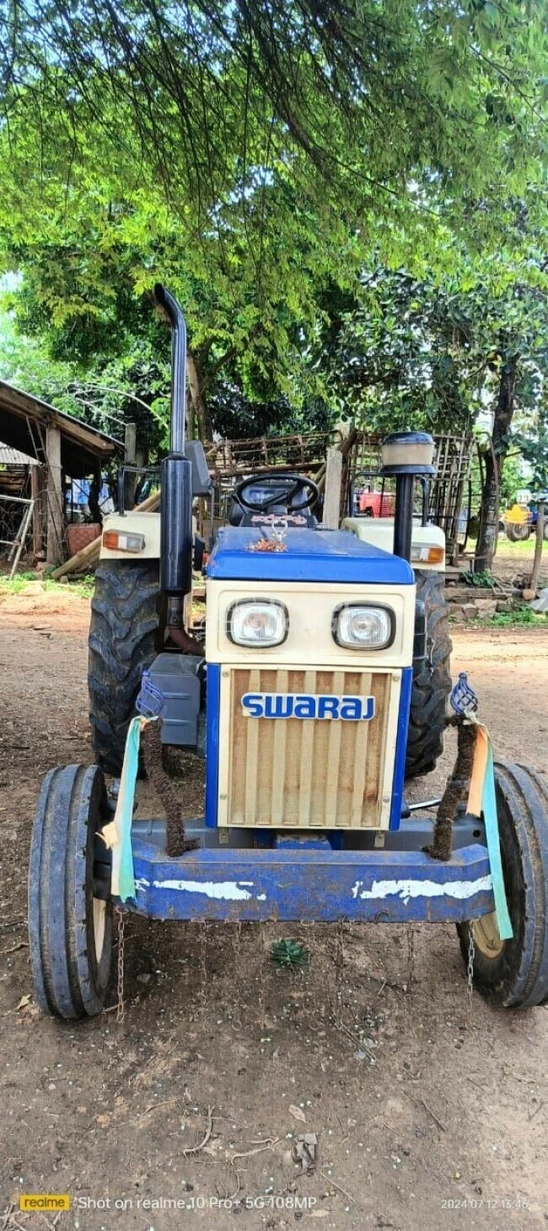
left=221, top=668, right=395, bottom=829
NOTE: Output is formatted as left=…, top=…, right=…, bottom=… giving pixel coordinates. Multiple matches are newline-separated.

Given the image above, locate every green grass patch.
left=466, top=535, right=537, bottom=557
left=0, top=570, right=95, bottom=598
left=488, top=606, right=548, bottom=628
left=496, top=535, right=537, bottom=553
left=458, top=568, right=497, bottom=587
left=450, top=600, right=548, bottom=629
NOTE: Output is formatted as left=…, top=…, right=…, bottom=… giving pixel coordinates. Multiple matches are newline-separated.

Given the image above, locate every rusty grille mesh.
left=224, top=668, right=392, bottom=829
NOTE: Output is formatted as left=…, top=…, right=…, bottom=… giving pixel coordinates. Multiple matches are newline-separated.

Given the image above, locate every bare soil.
left=1, top=590, right=548, bottom=1231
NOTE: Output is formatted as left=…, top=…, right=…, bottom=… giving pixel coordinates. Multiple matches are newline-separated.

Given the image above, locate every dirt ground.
left=1, top=587, right=548, bottom=1231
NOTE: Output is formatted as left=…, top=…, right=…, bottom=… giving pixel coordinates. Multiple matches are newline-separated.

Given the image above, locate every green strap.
left=482, top=737, right=513, bottom=940
left=115, top=715, right=148, bottom=903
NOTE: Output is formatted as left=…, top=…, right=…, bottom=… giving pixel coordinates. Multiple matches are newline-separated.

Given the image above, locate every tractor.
left=29, top=287, right=548, bottom=1020
left=502, top=498, right=548, bottom=543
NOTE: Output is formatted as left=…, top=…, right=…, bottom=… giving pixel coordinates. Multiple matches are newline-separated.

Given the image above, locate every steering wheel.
left=234, top=471, right=319, bottom=514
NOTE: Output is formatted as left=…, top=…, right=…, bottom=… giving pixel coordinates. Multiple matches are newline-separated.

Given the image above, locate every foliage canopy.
left=0, top=0, right=547, bottom=447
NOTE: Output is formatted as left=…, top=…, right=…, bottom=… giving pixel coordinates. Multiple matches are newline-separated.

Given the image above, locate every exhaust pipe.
left=154, top=284, right=193, bottom=626
left=380, top=431, right=435, bottom=562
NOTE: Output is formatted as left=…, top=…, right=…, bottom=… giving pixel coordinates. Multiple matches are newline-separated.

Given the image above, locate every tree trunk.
left=187, top=351, right=212, bottom=442
left=529, top=501, right=545, bottom=595
left=475, top=349, right=518, bottom=573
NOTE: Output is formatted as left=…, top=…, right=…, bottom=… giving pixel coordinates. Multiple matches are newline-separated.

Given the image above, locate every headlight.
left=333, top=604, right=394, bottom=650
left=227, top=600, right=289, bottom=647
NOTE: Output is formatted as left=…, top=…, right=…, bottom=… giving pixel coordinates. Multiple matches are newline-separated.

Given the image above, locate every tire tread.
left=88, top=560, right=161, bottom=774
left=28, top=764, right=112, bottom=1019
left=405, top=571, right=452, bottom=779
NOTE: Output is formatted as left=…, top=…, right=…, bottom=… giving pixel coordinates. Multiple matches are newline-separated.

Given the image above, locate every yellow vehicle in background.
left=503, top=499, right=548, bottom=542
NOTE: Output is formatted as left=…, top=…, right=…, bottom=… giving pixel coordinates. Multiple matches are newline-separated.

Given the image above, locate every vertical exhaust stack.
left=154, top=284, right=193, bottom=629
left=380, top=431, right=435, bottom=562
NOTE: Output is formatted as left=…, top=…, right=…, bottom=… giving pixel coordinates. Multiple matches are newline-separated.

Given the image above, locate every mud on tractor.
left=29, top=287, right=548, bottom=1019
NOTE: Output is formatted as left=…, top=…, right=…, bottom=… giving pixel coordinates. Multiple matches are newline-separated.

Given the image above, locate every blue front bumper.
left=126, top=836, right=494, bottom=924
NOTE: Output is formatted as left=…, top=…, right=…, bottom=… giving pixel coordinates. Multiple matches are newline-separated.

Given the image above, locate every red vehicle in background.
left=358, top=490, right=396, bottom=517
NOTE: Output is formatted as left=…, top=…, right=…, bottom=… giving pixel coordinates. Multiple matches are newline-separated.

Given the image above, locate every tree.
left=472, top=270, right=548, bottom=572
left=0, top=302, right=171, bottom=456
left=514, top=408, right=548, bottom=593
left=0, top=0, right=546, bottom=436
left=2, top=0, right=546, bottom=222
left=0, top=309, right=84, bottom=418
left=0, top=0, right=547, bottom=499
left=311, top=269, right=484, bottom=434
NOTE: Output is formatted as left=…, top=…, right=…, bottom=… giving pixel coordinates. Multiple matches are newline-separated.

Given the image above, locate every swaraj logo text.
left=241, top=692, right=375, bottom=721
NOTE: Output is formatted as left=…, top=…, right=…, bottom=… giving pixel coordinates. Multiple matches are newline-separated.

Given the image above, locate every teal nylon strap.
left=117, top=715, right=147, bottom=903
left=482, top=735, right=513, bottom=940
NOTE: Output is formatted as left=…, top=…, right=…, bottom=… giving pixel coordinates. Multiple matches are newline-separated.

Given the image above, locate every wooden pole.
left=46, top=423, right=64, bottom=564
left=30, top=463, right=44, bottom=557
left=124, top=422, right=137, bottom=509
left=50, top=535, right=102, bottom=579
left=323, top=447, right=343, bottom=528
left=529, top=500, right=545, bottom=596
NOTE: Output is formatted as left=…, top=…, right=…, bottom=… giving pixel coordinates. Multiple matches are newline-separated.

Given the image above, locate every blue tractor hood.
left=207, top=527, right=414, bottom=585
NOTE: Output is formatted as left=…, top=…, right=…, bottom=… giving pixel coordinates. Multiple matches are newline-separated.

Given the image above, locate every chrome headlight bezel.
left=332, top=603, right=395, bottom=650
left=226, top=599, right=289, bottom=648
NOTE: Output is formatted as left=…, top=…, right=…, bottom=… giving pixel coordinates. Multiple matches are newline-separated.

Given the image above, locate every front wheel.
left=505, top=521, right=531, bottom=542
left=28, top=764, right=113, bottom=1019
left=457, top=761, right=548, bottom=1008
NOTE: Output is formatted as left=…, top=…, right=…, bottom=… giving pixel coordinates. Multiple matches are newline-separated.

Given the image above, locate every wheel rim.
left=473, top=912, right=505, bottom=959
left=93, top=898, right=107, bottom=962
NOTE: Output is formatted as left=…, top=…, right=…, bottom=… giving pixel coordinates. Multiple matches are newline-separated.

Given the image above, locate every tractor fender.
left=343, top=517, right=446, bottom=571
left=99, top=511, right=161, bottom=559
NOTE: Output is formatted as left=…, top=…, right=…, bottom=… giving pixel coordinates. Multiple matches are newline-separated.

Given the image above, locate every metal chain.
left=406, top=925, right=415, bottom=992
left=116, top=907, right=126, bottom=1024
left=197, top=920, right=208, bottom=1016
left=334, top=917, right=346, bottom=1015
left=466, top=922, right=476, bottom=1019
left=257, top=920, right=267, bottom=1030
left=231, top=920, right=243, bottom=1031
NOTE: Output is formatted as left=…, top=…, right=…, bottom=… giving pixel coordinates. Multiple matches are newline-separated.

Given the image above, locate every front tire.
left=405, top=571, right=452, bottom=780
left=457, top=762, right=548, bottom=1008
left=28, top=764, right=112, bottom=1019
left=505, top=521, right=531, bottom=542
left=88, top=560, right=161, bottom=775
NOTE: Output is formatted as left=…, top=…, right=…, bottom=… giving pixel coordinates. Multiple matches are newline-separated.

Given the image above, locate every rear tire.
left=457, top=762, right=548, bottom=1008
left=88, top=560, right=161, bottom=775
left=405, top=571, right=452, bottom=780
left=28, top=764, right=112, bottom=1019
